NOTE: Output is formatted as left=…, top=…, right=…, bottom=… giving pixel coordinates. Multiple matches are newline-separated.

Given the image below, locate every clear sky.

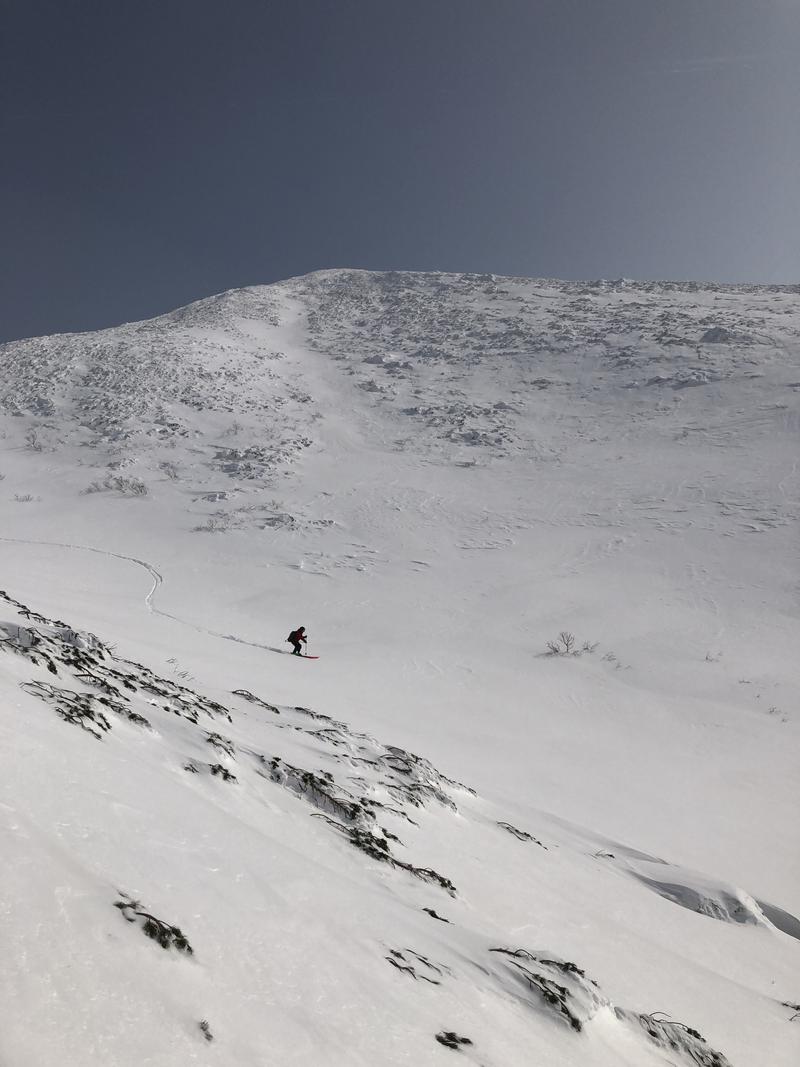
left=1, top=0, right=798, bottom=342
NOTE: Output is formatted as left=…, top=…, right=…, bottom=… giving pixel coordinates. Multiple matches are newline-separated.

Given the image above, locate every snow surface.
left=0, top=270, right=798, bottom=1066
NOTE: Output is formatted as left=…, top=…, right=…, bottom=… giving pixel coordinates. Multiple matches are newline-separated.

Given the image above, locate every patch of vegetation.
left=422, top=907, right=450, bottom=923
left=184, top=761, right=237, bottom=782
left=497, top=821, right=547, bottom=848
left=490, top=948, right=586, bottom=1031
left=385, top=948, right=447, bottom=984
left=312, top=812, right=457, bottom=895
left=545, top=631, right=598, bottom=656
left=209, top=763, right=237, bottom=781
left=633, top=1011, right=732, bottom=1067
left=159, top=461, right=180, bottom=480
left=206, top=731, right=236, bottom=757
left=83, top=476, right=148, bottom=496
left=115, top=895, right=193, bottom=954
left=269, top=757, right=374, bottom=823
left=20, top=680, right=113, bottom=740
left=232, top=688, right=280, bottom=714
left=192, top=512, right=231, bottom=533
left=435, top=1031, right=473, bottom=1050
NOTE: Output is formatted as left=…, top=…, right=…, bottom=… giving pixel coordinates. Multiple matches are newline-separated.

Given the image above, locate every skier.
left=287, top=626, right=307, bottom=656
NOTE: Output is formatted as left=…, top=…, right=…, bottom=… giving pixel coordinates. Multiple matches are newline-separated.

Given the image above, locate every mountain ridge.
left=1, top=268, right=798, bottom=1066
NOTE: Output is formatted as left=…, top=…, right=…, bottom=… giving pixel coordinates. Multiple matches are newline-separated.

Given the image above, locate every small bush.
left=546, top=631, right=576, bottom=655
left=159, top=461, right=179, bottom=480
left=109, top=476, right=148, bottom=496
left=193, top=513, right=231, bottom=533
left=435, top=1031, right=473, bottom=1050
left=546, top=633, right=600, bottom=657
left=82, top=476, right=148, bottom=497
left=115, top=895, right=193, bottom=954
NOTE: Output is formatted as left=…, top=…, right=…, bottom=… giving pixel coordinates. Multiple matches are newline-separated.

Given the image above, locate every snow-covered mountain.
left=1, top=271, right=798, bottom=1066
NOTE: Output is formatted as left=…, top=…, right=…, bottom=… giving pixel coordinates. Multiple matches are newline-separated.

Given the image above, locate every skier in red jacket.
left=287, top=626, right=307, bottom=656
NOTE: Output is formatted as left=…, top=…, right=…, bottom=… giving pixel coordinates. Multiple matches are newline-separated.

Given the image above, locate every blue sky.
left=1, top=0, right=798, bottom=341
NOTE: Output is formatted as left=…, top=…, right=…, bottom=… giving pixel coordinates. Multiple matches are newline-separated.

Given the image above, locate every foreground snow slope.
left=1, top=271, right=798, bottom=1066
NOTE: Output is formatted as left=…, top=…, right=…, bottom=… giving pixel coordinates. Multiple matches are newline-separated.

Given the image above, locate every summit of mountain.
left=2, top=269, right=797, bottom=479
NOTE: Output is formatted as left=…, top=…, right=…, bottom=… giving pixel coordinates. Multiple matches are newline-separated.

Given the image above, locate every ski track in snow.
left=0, top=535, right=288, bottom=656
left=0, top=536, right=162, bottom=609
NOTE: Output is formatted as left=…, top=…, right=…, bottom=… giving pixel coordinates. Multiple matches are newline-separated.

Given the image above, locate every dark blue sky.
left=1, top=0, right=798, bottom=341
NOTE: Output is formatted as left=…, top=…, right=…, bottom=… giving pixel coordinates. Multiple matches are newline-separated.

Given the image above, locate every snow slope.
left=1, top=270, right=798, bottom=1066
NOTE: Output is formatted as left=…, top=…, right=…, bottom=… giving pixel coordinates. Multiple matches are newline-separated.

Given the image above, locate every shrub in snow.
left=20, top=679, right=151, bottom=737
left=54, top=627, right=104, bottom=652
left=627, top=1011, right=733, bottom=1067
left=184, top=760, right=238, bottom=782
left=109, top=475, right=148, bottom=496
left=159, top=460, right=179, bottom=480
left=82, top=476, right=148, bottom=496
left=384, top=948, right=445, bottom=984
left=491, top=948, right=594, bottom=1032
left=489, top=947, right=733, bottom=1064
left=545, top=633, right=602, bottom=657
left=20, top=680, right=113, bottom=739
left=435, top=1032, right=473, bottom=1050
left=232, top=688, right=280, bottom=714
left=115, top=895, right=194, bottom=954
left=205, top=731, right=236, bottom=757
left=546, top=631, right=575, bottom=655
left=312, top=811, right=457, bottom=896
left=422, top=907, right=450, bottom=923
left=497, top=821, right=547, bottom=849
left=193, top=513, right=231, bottom=532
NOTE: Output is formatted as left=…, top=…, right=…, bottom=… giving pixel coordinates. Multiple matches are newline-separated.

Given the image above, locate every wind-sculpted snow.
left=624, top=1012, right=735, bottom=1067
left=0, top=588, right=466, bottom=900
left=606, top=853, right=800, bottom=943
left=0, top=585, right=754, bottom=1065
left=487, top=948, right=733, bottom=1065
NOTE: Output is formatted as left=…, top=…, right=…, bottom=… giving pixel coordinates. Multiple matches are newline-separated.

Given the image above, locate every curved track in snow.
left=0, top=536, right=287, bottom=655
